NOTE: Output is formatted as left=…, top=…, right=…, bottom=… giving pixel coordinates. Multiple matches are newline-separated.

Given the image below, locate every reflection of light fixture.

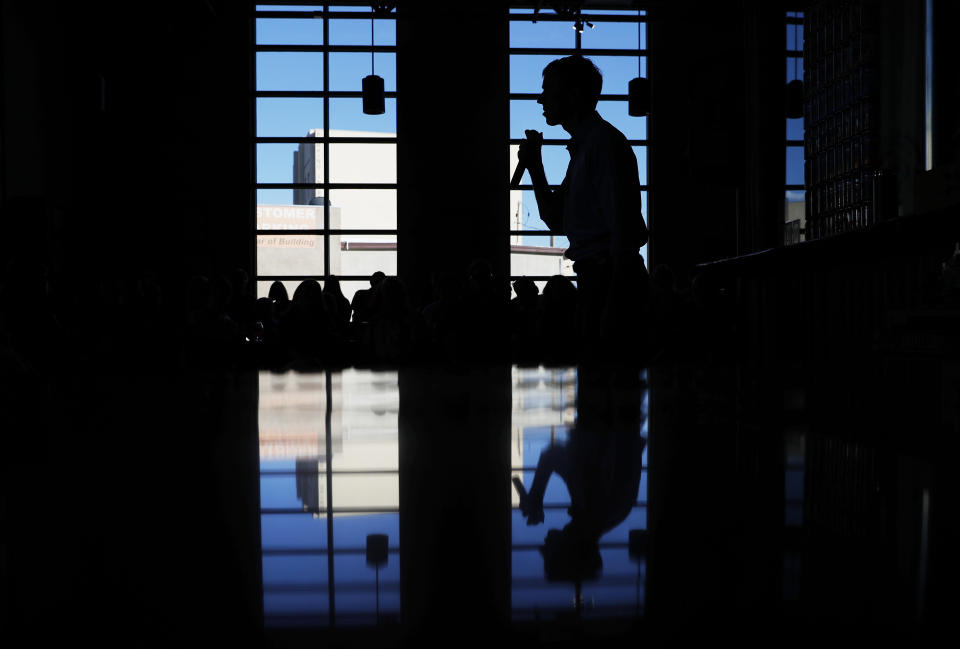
left=628, top=15, right=649, bottom=117
left=362, top=4, right=385, bottom=115
left=366, top=533, right=389, bottom=621
left=786, top=20, right=803, bottom=119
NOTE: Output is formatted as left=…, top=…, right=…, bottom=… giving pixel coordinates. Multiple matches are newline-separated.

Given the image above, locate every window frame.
left=254, top=3, right=399, bottom=287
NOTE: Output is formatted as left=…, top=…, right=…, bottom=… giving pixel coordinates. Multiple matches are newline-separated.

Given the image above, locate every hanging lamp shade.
left=366, top=533, right=388, bottom=567
left=785, top=79, right=803, bottom=119
left=363, top=74, right=385, bottom=115
left=628, top=77, right=650, bottom=116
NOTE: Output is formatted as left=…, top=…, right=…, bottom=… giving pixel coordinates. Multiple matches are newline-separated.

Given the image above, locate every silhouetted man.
left=518, top=55, right=649, bottom=361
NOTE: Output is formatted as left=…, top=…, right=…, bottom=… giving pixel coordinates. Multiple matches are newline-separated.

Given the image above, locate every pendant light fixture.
left=362, top=3, right=385, bottom=115
left=628, top=11, right=649, bottom=116
left=785, top=19, right=803, bottom=118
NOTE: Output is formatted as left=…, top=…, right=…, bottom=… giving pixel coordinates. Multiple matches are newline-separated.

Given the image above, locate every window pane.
left=329, top=98, right=397, bottom=134
left=633, top=145, right=648, bottom=185
left=786, top=56, right=803, bottom=82
left=332, top=475, right=398, bottom=508
left=258, top=143, right=299, bottom=183
left=786, top=117, right=804, bottom=140
left=510, top=99, right=568, bottom=140
left=509, top=20, right=574, bottom=49
left=510, top=248, right=574, bottom=282
left=786, top=23, right=804, bottom=50
left=339, top=250, right=397, bottom=286
left=579, top=21, right=639, bottom=50
left=260, top=514, right=328, bottom=551
left=258, top=189, right=296, bottom=205
left=328, top=18, right=396, bottom=46
left=510, top=54, right=558, bottom=94
left=329, top=52, right=396, bottom=91
left=327, top=143, right=396, bottom=184
left=256, top=18, right=324, bottom=45
left=257, top=52, right=325, bottom=90
left=258, top=234, right=330, bottom=277
left=786, top=146, right=804, bottom=185
left=328, top=189, right=397, bottom=233
left=257, top=98, right=325, bottom=137
left=591, top=55, right=641, bottom=95
left=597, top=100, right=646, bottom=140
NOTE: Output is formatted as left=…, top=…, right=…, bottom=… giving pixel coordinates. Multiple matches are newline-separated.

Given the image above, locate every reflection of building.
left=260, top=369, right=400, bottom=513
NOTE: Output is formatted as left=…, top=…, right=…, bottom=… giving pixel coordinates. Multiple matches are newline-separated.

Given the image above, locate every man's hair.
left=543, top=55, right=603, bottom=110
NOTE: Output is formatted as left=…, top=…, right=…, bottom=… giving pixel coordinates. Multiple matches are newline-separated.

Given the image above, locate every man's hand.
left=517, top=129, right=544, bottom=169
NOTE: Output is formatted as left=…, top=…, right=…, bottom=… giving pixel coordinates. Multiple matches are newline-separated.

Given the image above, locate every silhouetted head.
left=539, top=55, right=602, bottom=128
left=512, top=276, right=539, bottom=301
left=268, top=281, right=289, bottom=305
left=323, top=276, right=345, bottom=299
left=370, top=271, right=386, bottom=288
left=543, top=274, right=577, bottom=304
left=379, top=276, right=408, bottom=316
left=292, top=279, right=324, bottom=307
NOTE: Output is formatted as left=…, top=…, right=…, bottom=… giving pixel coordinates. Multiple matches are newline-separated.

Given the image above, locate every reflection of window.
left=259, top=369, right=401, bottom=628
left=508, top=6, right=648, bottom=292
left=785, top=10, right=805, bottom=244
left=254, top=3, right=398, bottom=304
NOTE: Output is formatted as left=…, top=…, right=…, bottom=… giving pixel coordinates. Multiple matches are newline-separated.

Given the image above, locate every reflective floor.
left=4, top=357, right=957, bottom=647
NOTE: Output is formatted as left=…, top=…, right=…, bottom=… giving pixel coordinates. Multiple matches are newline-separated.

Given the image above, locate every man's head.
left=538, top=55, right=603, bottom=127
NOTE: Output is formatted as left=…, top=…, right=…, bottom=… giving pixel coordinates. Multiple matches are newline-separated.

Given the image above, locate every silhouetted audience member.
left=227, top=267, right=257, bottom=335
left=366, top=276, right=424, bottom=365
left=282, top=279, right=335, bottom=361
left=322, top=276, right=352, bottom=334
left=538, top=274, right=579, bottom=364
left=421, top=269, right=466, bottom=361
left=351, top=271, right=386, bottom=324
left=184, top=275, right=243, bottom=366
left=461, top=259, right=510, bottom=363
left=510, top=277, right=541, bottom=363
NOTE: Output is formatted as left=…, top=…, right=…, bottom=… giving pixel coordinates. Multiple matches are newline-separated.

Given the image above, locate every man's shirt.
left=546, top=110, right=648, bottom=263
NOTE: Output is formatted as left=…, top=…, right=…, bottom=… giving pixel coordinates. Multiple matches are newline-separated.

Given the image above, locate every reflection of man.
left=514, top=367, right=647, bottom=580
left=518, top=55, right=649, bottom=360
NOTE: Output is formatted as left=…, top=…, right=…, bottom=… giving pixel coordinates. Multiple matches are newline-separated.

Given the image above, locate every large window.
left=785, top=10, right=805, bottom=244
left=255, top=2, right=398, bottom=303
left=508, top=5, right=648, bottom=291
